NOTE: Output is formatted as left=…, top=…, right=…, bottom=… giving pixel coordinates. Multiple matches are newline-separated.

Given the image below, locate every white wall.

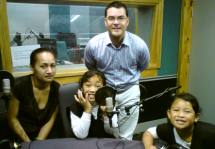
left=189, top=0, right=215, bottom=124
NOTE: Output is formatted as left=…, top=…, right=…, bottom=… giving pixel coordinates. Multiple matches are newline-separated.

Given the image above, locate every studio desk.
left=21, top=138, right=144, bottom=149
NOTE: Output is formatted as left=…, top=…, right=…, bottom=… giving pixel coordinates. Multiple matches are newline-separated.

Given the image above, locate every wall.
left=189, top=0, right=215, bottom=124
left=158, top=0, right=181, bottom=76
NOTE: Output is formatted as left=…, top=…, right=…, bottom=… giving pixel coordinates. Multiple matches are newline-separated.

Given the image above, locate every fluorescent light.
left=70, top=15, right=80, bottom=22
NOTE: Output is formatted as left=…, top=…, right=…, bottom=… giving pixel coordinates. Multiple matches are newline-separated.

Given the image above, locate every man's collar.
left=105, top=31, right=130, bottom=47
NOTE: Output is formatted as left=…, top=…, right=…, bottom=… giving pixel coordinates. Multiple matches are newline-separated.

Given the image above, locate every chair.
left=58, top=83, right=79, bottom=137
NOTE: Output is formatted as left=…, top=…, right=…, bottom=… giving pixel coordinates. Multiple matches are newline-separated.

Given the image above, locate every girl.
left=69, top=70, right=119, bottom=139
left=142, top=92, right=215, bottom=149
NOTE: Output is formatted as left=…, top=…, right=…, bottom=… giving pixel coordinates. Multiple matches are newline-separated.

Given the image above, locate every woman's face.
left=82, top=75, right=104, bottom=105
left=167, top=98, right=199, bottom=130
left=31, top=52, right=56, bottom=83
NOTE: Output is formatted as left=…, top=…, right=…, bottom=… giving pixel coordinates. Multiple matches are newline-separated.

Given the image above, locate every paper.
left=11, top=44, right=40, bottom=67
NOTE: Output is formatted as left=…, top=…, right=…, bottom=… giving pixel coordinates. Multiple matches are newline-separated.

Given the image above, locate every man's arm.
left=138, top=43, right=150, bottom=72
left=36, top=107, right=58, bottom=140
left=7, top=97, right=31, bottom=142
left=138, top=49, right=150, bottom=71
left=84, top=41, right=96, bottom=70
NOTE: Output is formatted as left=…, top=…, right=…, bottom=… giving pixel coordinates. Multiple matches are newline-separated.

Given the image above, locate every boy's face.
left=167, top=98, right=199, bottom=130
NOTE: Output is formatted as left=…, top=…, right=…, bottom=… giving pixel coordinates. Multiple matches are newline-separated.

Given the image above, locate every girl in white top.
left=70, top=70, right=119, bottom=139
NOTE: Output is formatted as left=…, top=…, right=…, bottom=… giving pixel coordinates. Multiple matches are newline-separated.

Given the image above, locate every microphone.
left=166, top=85, right=182, bottom=97
left=95, top=86, right=116, bottom=106
left=105, top=97, right=114, bottom=117
left=30, top=29, right=40, bottom=39
left=39, top=32, right=44, bottom=38
left=0, top=70, right=14, bottom=99
left=95, top=86, right=116, bottom=127
left=105, top=97, right=114, bottom=127
left=3, top=78, right=10, bottom=96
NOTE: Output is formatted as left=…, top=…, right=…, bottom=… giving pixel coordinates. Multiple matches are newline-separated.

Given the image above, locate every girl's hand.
left=74, top=89, right=92, bottom=113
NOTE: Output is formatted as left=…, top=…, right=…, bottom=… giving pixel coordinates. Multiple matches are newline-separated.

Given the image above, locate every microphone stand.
left=117, top=86, right=181, bottom=115
left=0, top=92, right=13, bottom=149
left=107, top=111, right=119, bottom=127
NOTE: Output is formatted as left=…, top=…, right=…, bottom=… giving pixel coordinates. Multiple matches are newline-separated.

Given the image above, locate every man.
left=7, top=48, right=59, bottom=142
left=84, top=1, right=150, bottom=140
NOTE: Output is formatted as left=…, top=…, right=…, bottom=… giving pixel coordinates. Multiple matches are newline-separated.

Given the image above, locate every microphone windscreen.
left=105, top=97, right=113, bottom=113
left=95, top=86, right=116, bottom=106
left=3, top=79, right=10, bottom=95
left=0, top=70, right=14, bottom=93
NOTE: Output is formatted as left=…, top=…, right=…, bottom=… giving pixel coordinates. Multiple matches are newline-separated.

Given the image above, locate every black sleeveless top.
left=13, top=75, right=59, bottom=139
left=157, top=121, right=215, bottom=149
left=68, top=101, right=113, bottom=138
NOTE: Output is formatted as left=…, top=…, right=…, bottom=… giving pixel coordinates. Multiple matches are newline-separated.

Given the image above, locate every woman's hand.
left=74, top=89, right=92, bottom=113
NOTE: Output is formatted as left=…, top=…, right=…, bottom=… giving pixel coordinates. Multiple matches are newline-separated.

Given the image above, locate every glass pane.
left=7, top=2, right=152, bottom=72
left=138, top=6, right=153, bottom=46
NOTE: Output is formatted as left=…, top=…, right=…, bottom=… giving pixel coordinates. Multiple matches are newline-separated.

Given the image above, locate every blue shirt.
left=84, top=31, right=150, bottom=92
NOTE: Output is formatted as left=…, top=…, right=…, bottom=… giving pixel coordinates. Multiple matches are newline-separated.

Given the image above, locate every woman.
left=142, top=92, right=215, bottom=149
left=7, top=48, right=59, bottom=142
left=69, top=70, right=119, bottom=139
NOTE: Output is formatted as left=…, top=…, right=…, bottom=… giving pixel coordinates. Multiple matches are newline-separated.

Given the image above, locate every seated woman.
left=7, top=48, right=60, bottom=142
left=69, top=70, right=119, bottom=139
left=142, top=92, right=215, bottom=149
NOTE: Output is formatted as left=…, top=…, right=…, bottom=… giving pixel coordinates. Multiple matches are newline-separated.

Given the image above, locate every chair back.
left=58, top=83, right=79, bottom=137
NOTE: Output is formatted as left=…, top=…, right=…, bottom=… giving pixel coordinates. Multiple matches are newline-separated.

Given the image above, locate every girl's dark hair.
left=104, top=1, right=128, bottom=17
left=30, top=48, right=56, bottom=67
left=168, top=92, right=201, bottom=114
left=79, top=70, right=106, bottom=88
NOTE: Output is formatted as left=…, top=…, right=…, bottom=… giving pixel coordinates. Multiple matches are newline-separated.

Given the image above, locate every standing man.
left=84, top=1, right=150, bottom=140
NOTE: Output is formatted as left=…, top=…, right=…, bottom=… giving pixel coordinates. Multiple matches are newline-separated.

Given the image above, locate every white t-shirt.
left=146, top=126, right=191, bottom=149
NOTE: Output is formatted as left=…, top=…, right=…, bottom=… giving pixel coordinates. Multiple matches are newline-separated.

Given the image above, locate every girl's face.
left=82, top=75, right=104, bottom=105
left=167, top=98, right=199, bottom=130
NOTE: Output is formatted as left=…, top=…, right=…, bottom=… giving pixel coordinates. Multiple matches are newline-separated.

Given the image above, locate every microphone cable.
left=117, top=105, right=139, bottom=128
left=27, top=140, right=34, bottom=149
left=96, top=138, right=125, bottom=149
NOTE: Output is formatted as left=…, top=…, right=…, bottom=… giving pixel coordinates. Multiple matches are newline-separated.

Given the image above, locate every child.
left=69, top=70, right=119, bottom=139
left=142, top=92, right=215, bottom=149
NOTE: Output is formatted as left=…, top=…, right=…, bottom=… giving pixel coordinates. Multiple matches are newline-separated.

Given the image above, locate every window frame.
left=1, top=0, right=163, bottom=83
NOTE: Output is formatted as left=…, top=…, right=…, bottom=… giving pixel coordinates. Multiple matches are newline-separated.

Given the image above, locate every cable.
left=117, top=105, right=139, bottom=128
left=138, top=83, right=148, bottom=97
left=27, top=141, right=34, bottom=149
left=115, top=83, right=145, bottom=109
left=96, top=138, right=125, bottom=149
